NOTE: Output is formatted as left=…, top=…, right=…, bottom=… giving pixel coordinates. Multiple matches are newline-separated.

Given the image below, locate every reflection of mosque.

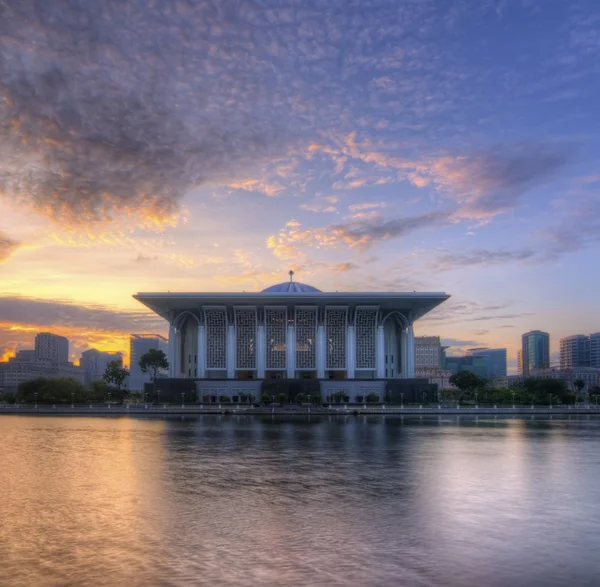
left=134, top=273, right=449, bottom=403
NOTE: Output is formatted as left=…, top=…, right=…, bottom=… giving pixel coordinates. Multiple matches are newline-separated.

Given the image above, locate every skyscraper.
left=466, top=348, right=507, bottom=379
left=129, top=334, right=168, bottom=390
left=35, top=332, right=69, bottom=364
left=522, top=331, right=550, bottom=376
left=590, top=333, right=600, bottom=369
left=560, top=335, right=590, bottom=369
left=517, top=350, right=523, bottom=376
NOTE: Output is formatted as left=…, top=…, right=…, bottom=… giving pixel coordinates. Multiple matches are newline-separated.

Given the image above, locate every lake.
left=1, top=415, right=599, bottom=586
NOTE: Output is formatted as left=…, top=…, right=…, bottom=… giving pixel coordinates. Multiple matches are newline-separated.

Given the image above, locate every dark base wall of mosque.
left=144, top=378, right=437, bottom=404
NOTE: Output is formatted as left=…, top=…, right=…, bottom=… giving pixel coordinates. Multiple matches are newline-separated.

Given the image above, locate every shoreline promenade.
left=2, top=404, right=600, bottom=417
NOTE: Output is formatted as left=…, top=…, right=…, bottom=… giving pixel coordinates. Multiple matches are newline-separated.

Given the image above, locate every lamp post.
left=400, top=392, right=404, bottom=409
left=34, top=392, right=38, bottom=409
left=181, top=392, right=185, bottom=408
left=157, top=390, right=160, bottom=406
left=422, top=391, right=426, bottom=406
left=144, top=392, right=147, bottom=408
left=512, top=392, right=516, bottom=409
left=549, top=394, right=552, bottom=409
left=71, top=392, right=75, bottom=409
left=108, top=392, right=111, bottom=407
left=475, top=392, right=478, bottom=409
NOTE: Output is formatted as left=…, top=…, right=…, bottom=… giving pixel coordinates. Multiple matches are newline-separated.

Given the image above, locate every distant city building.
left=444, top=355, right=488, bottom=379
left=13, top=350, right=36, bottom=362
left=415, top=336, right=443, bottom=369
left=466, top=348, right=507, bottom=379
left=560, top=335, right=590, bottom=369
left=517, top=350, right=523, bottom=376
left=0, top=355, right=84, bottom=391
left=80, top=349, right=124, bottom=387
left=529, top=367, right=600, bottom=392
left=591, top=333, right=600, bottom=369
left=35, top=332, right=69, bottom=364
left=415, top=367, right=453, bottom=390
left=521, top=331, right=550, bottom=376
left=129, top=334, right=169, bottom=391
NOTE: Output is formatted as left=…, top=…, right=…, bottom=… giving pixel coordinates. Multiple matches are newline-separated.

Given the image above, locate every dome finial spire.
left=289, top=269, right=294, bottom=283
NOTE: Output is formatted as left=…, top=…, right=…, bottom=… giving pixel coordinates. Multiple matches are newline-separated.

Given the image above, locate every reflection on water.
left=1, top=415, right=600, bottom=586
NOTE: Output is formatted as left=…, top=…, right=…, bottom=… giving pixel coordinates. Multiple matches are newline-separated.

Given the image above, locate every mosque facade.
left=134, top=274, right=449, bottom=402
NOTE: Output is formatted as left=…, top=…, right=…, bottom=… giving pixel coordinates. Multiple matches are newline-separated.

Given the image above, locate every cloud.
left=312, top=135, right=570, bottom=222
left=429, top=248, right=537, bottom=270
left=0, top=1, right=299, bottom=232
left=266, top=210, right=451, bottom=261
left=299, top=195, right=339, bottom=214
left=0, top=295, right=165, bottom=334
left=327, top=210, right=451, bottom=248
left=331, top=262, right=357, bottom=272
left=0, top=232, right=19, bottom=262
left=423, top=144, right=570, bottom=220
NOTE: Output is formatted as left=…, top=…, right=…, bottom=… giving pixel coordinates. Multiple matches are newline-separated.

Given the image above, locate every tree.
left=449, top=371, right=485, bottom=392
left=296, top=393, right=307, bottom=404
left=276, top=393, right=287, bottom=405
left=310, top=392, right=322, bottom=405
left=103, top=360, right=130, bottom=403
left=588, top=386, right=600, bottom=404
left=261, top=392, right=272, bottom=404
left=17, top=377, right=89, bottom=404
left=139, top=348, right=169, bottom=401
left=574, top=379, right=585, bottom=395
left=90, top=380, right=111, bottom=402
left=366, top=393, right=379, bottom=403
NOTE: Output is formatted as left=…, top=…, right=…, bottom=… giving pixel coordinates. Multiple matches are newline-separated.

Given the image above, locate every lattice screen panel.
left=295, top=307, right=317, bottom=370
left=325, top=308, right=347, bottom=369
left=235, top=308, right=256, bottom=370
left=355, top=308, right=378, bottom=369
left=204, top=308, right=227, bottom=369
left=265, top=308, right=287, bottom=369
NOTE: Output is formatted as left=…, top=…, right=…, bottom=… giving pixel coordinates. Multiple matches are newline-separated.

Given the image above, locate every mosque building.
left=134, top=272, right=449, bottom=402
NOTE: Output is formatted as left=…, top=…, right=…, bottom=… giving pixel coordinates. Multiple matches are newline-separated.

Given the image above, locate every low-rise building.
left=415, top=367, right=453, bottom=390
left=0, top=358, right=84, bottom=392
left=529, top=367, right=600, bottom=392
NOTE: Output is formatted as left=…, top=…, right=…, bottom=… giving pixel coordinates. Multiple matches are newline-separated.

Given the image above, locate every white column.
left=346, top=324, right=355, bottom=379
left=227, top=324, right=235, bottom=379
left=256, top=324, right=265, bottom=379
left=401, top=328, right=408, bottom=379
left=316, top=324, right=326, bottom=379
left=406, top=323, right=415, bottom=378
left=197, top=325, right=206, bottom=379
left=376, top=325, right=385, bottom=378
left=286, top=325, right=296, bottom=379
left=168, top=323, right=176, bottom=377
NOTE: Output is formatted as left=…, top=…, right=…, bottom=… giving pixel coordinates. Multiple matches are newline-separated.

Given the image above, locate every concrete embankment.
left=1, top=405, right=600, bottom=417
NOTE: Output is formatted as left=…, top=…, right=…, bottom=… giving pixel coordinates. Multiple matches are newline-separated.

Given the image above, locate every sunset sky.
left=1, top=0, right=599, bottom=370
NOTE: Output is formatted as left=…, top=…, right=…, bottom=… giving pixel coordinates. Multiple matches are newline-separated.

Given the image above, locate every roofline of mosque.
left=133, top=291, right=450, bottom=322
left=134, top=291, right=450, bottom=299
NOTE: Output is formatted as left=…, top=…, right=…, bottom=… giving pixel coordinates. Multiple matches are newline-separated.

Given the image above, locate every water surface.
left=1, top=415, right=599, bottom=586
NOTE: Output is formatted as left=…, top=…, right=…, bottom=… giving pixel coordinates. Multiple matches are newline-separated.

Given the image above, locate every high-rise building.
left=80, top=349, right=124, bottom=387
left=129, top=334, right=168, bottom=390
left=415, top=336, right=443, bottom=369
left=521, top=331, right=550, bottom=376
left=560, top=335, right=590, bottom=369
left=466, top=348, right=507, bottom=380
left=35, top=332, right=69, bottom=364
left=591, top=333, right=600, bottom=369
left=517, top=350, right=523, bottom=376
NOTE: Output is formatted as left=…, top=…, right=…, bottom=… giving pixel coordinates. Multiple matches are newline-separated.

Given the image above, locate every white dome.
left=260, top=282, right=322, bottom=293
